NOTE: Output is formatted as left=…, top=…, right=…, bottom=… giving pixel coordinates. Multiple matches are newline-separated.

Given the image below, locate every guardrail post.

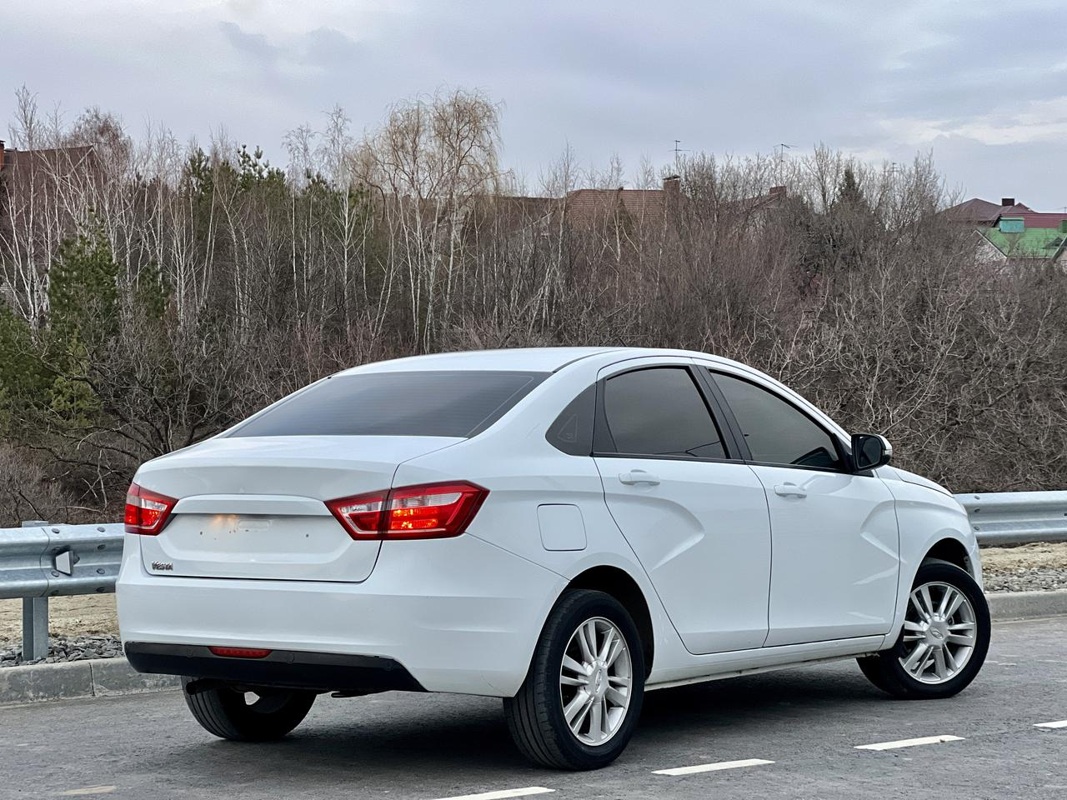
left=21, top=520, right=50, bottom=661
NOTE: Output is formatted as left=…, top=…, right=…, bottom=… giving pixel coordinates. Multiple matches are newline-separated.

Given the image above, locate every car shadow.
left=138, top=665, right=900, bottom=794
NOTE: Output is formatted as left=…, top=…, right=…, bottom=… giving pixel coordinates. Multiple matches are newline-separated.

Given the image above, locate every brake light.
left=326, top=481, right=488, bottom=540
left=124, top=482, right=178, bottom=535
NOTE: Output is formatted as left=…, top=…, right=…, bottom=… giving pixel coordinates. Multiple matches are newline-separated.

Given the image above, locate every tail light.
left=327, top=481, right=488, bottom=540
left=124, top=482, right=178, bottom=535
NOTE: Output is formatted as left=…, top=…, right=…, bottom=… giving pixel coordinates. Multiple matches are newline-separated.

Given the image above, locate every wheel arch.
left=567, top=565, right=654, bottom=676
left=922, top=538, right=975, bottom=577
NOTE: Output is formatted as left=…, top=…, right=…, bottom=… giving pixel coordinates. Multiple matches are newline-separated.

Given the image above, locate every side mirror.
left=851, top=433, right=892, bottom=472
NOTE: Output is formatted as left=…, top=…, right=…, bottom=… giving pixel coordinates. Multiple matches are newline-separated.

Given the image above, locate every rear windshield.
left=228, top=370, right=548, bottom=438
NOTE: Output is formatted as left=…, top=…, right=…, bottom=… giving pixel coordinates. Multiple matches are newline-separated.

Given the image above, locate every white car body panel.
left=118, top=532, right=568, bottom=696
left=596, top=455, right=772, bottom=654
left=134, top=435, right=461, bottom=582
left=751, top=465, right=899, bottom=646
left=590, top=356, right=772, bottom=655
left=880, top=474, right=982, bottom=643
left=117, top=346, right=983, bottom=699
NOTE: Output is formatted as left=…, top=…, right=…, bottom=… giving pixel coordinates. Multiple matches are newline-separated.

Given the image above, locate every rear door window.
left=229, top=371, right=547, bottom=438
left=599, top=367, right=729, bottom=459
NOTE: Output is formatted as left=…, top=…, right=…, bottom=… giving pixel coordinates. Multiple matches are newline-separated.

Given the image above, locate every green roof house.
left=977, top=216, right=1067, bottom=267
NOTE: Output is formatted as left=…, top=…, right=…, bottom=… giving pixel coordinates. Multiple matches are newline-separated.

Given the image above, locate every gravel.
left=980, top=542, right=1067, bottom=593
left=982, top=568, right=1067, bottom=593
left=0, top=634, right=123, bottom=668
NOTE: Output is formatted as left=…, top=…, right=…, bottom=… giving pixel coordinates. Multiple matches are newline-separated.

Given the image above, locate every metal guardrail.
left=1, top=521, right=124, bottom=660
left=1, top=492, right=1065, bottom=661
left=955, top=492, right=1067, bottom=547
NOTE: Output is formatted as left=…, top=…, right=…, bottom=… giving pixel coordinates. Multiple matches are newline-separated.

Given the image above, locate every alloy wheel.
left=559, top=617, right=633, bottom=746
left=898, top=581, right=977, bottom=684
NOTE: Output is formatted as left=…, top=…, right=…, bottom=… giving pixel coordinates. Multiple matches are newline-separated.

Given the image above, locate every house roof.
left=944, top=197, right=1033, bottom=224
left=998, top=212, right=1067, bottom=230
left=1, top=145, right=96, bottom=174
left=981, top=227, right=1067, bottom=259
left=729, top=186, right=789, bottom=214
left=564, top=187, right=672, bottom=225
left=462, top=194, right=558, bottom=239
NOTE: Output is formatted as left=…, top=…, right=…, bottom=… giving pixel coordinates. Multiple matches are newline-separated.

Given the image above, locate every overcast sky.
left=2, top=0, right=1066, bottom=208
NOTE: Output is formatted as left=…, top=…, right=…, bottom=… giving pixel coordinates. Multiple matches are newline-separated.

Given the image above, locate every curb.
left=2, top=590, right=1066, bottom=708
left=987, top=588, right=1067, bottom=621
left=0, top=656, right=179, bottom=707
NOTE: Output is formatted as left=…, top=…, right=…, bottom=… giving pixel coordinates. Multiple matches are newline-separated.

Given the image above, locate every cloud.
left=0, top=0, right=1065, bottom=207
left=218, top=21, right=281, bottom=66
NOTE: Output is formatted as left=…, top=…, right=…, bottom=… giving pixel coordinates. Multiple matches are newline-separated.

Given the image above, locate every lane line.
left=653, top=758, right=775, bottom=776
left=430, top=788, right=555, bottom=800
left=855, top=735, right=964, bottom=751
left=1035, top=720, right=1067, bottom=729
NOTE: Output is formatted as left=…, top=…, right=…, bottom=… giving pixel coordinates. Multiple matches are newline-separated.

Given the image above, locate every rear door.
left=593, top=360, right=772, bottom=655
left=706, top=369, right=900, bottom=646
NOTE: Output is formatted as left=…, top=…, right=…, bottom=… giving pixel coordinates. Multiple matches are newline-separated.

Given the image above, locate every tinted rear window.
left=229, top=371, right=547, bottom=438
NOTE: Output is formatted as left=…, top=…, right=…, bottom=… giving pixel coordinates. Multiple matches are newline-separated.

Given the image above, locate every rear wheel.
left=504, top=590, right=645, bottom=770
left=182, top=679, right=316, bottom=741
left=858, top=561, right=990, bottom=699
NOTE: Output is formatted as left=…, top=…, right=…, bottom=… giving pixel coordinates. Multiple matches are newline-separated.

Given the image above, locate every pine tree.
left=47, top=225, right=121, bottom=354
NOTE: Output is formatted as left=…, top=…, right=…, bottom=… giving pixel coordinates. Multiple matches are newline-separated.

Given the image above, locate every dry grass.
left=0, top=594, right=118, bottom=641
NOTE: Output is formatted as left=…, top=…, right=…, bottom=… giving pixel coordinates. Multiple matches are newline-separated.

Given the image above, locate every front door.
left=709, top=370, right=900, bottom=647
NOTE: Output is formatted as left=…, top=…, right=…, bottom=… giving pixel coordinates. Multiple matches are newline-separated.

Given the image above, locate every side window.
left=546, top=385, right=596, bottom=456
left=713, top=372, right=843, bottom=471
left=600, top=367, right=728, bottom=459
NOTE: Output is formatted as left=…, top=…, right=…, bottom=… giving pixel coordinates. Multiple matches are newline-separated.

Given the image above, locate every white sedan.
left=117, top=347, right=989, bottom=770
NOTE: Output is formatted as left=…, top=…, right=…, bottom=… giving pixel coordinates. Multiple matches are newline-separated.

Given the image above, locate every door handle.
left=774, top=483, right=807, bottom=499
left=619, top=470, right=660, bottom=486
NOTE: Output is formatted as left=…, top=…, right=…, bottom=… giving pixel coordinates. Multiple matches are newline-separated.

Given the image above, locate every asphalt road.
left=1, top=617, right=1065, bottom=800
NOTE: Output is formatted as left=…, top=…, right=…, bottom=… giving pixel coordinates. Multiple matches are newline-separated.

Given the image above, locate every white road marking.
left=60, top=789, right=117, bottom=797
left=855, top=735, right=964, bottom=751
left=1035, top=720, right=1067, bottom=729
left=430, top=788, right=554, bottom=800
left=653, top=758, right=775, bottom=776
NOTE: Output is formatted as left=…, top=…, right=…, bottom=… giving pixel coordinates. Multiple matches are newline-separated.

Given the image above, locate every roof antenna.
left=774, top=143, right=795, bottom=183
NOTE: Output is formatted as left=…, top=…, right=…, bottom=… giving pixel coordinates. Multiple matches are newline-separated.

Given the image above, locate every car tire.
left=503, top=589, right=645, bottom=770
left=182, top=679, right=317, bottom=741
left=856, top=654, right=893, bottom=693
left=858, top=561, right=990, bottom=699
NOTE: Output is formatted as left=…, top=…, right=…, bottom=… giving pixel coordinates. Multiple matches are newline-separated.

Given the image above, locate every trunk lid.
left=134, top=435, right=462, bottom=582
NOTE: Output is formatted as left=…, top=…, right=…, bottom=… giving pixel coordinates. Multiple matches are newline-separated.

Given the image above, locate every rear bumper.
left=124, top=642, right=423, bottom=693
left=117, top=533, right=567, bottom=697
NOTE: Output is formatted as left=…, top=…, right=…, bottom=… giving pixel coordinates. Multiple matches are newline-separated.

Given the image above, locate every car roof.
left=340, top=347, right=626, bottom=374
left=337, top=346, right=766, bottom=376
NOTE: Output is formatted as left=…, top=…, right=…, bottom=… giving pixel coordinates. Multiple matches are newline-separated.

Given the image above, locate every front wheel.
left=504, top=589, right=645, bottom=770
left=182, top=679, right=316, bottom=741
left=858, top=561, right=990, bottom=699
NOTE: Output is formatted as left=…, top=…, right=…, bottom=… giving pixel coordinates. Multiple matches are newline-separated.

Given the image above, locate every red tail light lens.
left=124, top=482, right=178, bottom=535
left=326, top=482, right=488, bottom=540
left=326, top=491, right=387, bottom=536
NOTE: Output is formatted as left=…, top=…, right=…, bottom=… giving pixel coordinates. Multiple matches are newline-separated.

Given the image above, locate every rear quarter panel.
left=391, top=365, right=693, bottom=684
